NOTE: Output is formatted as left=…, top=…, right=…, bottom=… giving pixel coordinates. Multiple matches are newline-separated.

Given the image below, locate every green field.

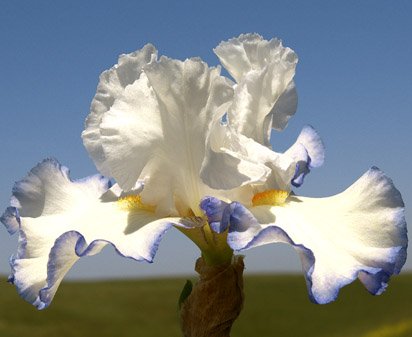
left=0, top=274, right=411, bottom=337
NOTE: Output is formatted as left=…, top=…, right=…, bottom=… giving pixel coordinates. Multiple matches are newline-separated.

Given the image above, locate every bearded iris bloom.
left=1, top=34, right=407, bottom=310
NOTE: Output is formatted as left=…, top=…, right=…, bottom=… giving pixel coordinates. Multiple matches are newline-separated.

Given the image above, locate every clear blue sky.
left=0, top=0, right=411, bottom=279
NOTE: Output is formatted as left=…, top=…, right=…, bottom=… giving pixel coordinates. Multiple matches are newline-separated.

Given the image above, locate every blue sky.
left=0, top=0, right=411, bottom=279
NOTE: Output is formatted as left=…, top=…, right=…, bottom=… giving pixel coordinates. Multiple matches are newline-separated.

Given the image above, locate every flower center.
left=117, top=195, right=156, bottom=212
left=178, top=220, right=233, bottom=266
left=252, top=189, right=289, bottom=206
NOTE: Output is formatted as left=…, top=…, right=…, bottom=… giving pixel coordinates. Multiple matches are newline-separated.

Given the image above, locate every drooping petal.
left=95, top=55, right=234, bottom=215
left=226, top=167, right=407, bottom=304
left=1, top=159, right=184, bottom=309
left=0, top=206, right=20, bottom=235
left=291, top=125, right=325, bottom=169
left=282, top=125, right=325, bottom=187
left=82, top=44, right=158, bottom=176
left=215, top=33, right=298, bottom=145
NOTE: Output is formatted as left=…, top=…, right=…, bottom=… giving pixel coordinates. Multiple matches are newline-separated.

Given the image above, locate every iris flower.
left=1, top=34, right=407, bottom=310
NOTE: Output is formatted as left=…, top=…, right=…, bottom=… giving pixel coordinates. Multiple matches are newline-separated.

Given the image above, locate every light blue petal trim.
left=9, top=221, right=173, bottom=309
left=297, top=125, right=325, bottom=169
left=288, top=125, right=324, bottom=187
left=36, top=226, right=171, bottom=309
left=200, top=197, right=229, bottom=233
left=232, top=224, right=318, bottom=301
left=289, top=145, right=310, bottom=188
left=224, top=169, right=407, bottom=304
left=230, top=220, right=407, bottom=304
left=0, top=206, right=20, bottom=234
left=2, top=158, right=123, bottom=309
left=1, top=157, right=112, bottom=220
left=4, top=158, right=177, bottom=309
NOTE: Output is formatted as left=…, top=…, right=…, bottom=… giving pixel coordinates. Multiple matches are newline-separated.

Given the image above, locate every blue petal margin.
left=210, top=175, right=407, bottom=304
left=3, top=158, right=176, bottom=309
left=0, top=158, right=113, bottom=309
left=217, top=203, right=317, bottom=301
left=1, top=159, right=178, bottom=309
left=12, top=224, right=173, bottom=310
left=290, top=125, right=325, bottom=187
left=34, top=228, right=171, bottom=309
left=0, top=157, right=111, bottom=230
left=0, top=206, right=20, bottom=234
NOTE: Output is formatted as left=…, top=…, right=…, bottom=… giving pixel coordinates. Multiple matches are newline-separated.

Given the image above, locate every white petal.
left=1, top=159, right=183, bottom=309
left=215, top=33, right=298, bottom=144
left=99, top=71, right=162, bottom=190
left=228, top=167, right=407, bottom=303
left=98, top=56, right=233, bottom=214
left=201, top=120, right=272, bottom=190
left=82, top=44, right=158, bottom=176
left=279, top=125, right=325, bottom=188
left=285, top=125, right=325, bottom=169
left=201, top=122, right=322, bottom=192
left=269, top=81, right=298, bottom=132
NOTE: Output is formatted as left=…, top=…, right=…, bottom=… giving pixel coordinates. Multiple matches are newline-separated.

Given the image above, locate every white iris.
left=1, top=33, right=406, bottom=310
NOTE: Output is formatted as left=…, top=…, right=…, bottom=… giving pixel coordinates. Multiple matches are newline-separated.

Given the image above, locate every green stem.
left=177, top=223, right=234, bottom=266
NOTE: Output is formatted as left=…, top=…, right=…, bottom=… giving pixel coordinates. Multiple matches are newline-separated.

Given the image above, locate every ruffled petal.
left=282, top=125, right=325, bottom=187
left=226, top=167, right=407, bottom=304
left=1, top=159, right=184, bottom=309
left=202, top=123, right=324, bottom=192
left=200, top=120, right=273, bottom=190
left=96, top=55, right=233, bottom=215
left=98, top=71, right=162, bottom=191
left=215, top=33, right=298, bottom=145
left=82, top=44, right=158, bottom=176
left=291, top=125, right=325, bottom=169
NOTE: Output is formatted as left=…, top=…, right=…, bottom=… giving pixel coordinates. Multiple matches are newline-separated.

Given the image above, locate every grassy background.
left=0, top=274, right=411, bottom=337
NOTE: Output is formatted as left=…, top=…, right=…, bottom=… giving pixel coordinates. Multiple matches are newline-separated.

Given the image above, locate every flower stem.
left=179, top=255, right=244, bottom=337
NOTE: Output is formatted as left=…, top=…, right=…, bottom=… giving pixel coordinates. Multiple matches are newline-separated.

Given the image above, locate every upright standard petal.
left=215, top=33, right=298, bottom=145
left=200, top=119, right=273, bottom=190
left=201, top=123, right=324, bottom=192
left=226, top=167, right=407, bottom=304
left=96, top=56, right=234, bottom=215
left=1, top=159, right=183, bottom=309
left=82, top=44, right=158, bottom=176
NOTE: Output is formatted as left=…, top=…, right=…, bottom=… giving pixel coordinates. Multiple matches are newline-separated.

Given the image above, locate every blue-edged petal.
left=279, top=125, right=325, bottom=188
left=201, top=122, right=324, bottom=192
left=227, top=167, right=407, bottom=304
left=0, top=206, right=20, bottom=234
left=289, top=125, right=325, bottom=169
left=1, top=159, right=184, bottom=309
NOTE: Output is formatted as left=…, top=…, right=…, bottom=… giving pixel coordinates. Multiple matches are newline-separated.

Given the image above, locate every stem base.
left=180, top=256, right=245, bottom=337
